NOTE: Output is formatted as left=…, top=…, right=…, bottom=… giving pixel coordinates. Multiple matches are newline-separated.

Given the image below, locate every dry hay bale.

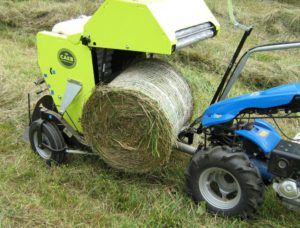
left=82, top=59, right=193, bottom=173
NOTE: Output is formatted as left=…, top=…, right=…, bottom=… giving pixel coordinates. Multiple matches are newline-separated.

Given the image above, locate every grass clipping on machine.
left=82, top=59, right=193, bottom=173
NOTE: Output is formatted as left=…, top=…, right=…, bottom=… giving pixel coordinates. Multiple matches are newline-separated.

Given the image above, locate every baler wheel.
left=29, top=119, right=66, bottom=164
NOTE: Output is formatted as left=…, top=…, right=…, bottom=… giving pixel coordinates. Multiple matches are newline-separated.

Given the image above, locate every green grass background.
left=0, top=0, right=299, bottom=226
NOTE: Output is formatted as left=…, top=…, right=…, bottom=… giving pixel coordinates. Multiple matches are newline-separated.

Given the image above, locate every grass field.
left=0, top=0, right=300, bottom=227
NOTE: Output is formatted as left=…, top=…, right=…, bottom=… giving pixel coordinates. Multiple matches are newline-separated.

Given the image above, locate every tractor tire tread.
left=185, top=146, right=264, bottom=218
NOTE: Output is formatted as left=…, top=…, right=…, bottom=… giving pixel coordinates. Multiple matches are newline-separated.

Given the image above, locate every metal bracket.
left=227, top=0, right=252, bottom=32
left=66, top=149, right=97, bottom=156
left=41, top=143, right=67, bottom=153
left=36, top=119, right=45, bottom=149
left=60, top=79, right=82, bottom=114
left=178, top=127, right=195, bottom=145
left=40, top=109, right=88, bottom=148
left=28, top=93, right=32, bottom=125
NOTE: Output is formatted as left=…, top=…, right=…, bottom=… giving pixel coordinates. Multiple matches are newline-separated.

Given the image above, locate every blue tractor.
left=177, top=15, right=300, bottom=217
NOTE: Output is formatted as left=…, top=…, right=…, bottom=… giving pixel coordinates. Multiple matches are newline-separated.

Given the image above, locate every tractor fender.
left=235, top=119, right=281, bottom=155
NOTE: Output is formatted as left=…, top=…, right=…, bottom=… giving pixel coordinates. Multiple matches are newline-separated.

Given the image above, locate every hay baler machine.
left=26, top=0, right=300, bottom=218
left=28, top=0, right=219, bottom=161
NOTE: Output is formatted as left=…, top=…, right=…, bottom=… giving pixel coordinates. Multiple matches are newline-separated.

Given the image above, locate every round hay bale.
left=82, top=59, right=193, bottom=173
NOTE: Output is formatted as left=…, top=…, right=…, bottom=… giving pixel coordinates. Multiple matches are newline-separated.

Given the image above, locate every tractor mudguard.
left=236, top=119, right=282, bottom=155
left=202, top=83, right=300, bottom=127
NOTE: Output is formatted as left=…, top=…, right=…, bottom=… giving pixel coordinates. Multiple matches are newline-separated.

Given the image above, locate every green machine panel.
left=84, top=0, right=220, bottom=54
left=37, top=32, right=95, bottom=132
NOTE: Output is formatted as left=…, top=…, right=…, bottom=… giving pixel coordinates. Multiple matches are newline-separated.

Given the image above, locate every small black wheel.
left=185, top=146, right=264, bottom=218
left=29, top=119, right=66, bottom=164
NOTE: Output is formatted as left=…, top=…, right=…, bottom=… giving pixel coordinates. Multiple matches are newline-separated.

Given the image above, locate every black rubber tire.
left=29, top=119, right=65, bottom=164
left=185, top=146, right=264, bottom=218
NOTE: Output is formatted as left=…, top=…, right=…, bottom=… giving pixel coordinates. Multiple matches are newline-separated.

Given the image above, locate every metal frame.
left=32, top=111, right=94, bottom=156
left=39, top=109, right=88, bottom=147
left=219, top=42, right=300, bottom=101
left=39, top=109, right=93, bottom=156
left=212, top=1, right=300, bottom=104
left=210, top=28, right=252, bottom=105
left=210, top=0, right=253, bottom=105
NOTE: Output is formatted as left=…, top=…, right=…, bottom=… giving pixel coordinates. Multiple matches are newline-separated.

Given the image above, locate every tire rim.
left=33, top=132, right=52, bottom=160
left=199, top=167, right=241, bottom=210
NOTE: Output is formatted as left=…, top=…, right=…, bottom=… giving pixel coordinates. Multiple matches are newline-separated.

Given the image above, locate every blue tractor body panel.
left=236, top=119, right=282, bottom=154
left=202, top=83, right=300, bottom=127
left=249, top=157, right=273, bottom=183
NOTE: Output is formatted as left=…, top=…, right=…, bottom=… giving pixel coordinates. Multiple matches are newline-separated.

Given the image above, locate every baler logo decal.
left=58, top=49, right=76, bottom=68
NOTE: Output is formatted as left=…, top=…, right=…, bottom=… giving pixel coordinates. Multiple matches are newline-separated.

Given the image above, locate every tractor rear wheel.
left=185, top=146, right=264, bottom=218
left=29, top=119, right=66, bottom=164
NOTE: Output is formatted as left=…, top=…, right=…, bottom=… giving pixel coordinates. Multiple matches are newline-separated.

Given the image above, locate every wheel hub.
left=33, top=132, right=52, bottom=160
left=199, top=167, right=241, bottom=210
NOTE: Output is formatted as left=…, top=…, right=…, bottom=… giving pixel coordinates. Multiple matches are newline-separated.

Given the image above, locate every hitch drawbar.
left=173, top=142, right=197, bottom=155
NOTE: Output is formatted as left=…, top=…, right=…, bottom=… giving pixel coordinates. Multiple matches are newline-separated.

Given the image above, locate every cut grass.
left=0, top=0, right=300, bottom=226
left=0, top=0, right=101, bottom=33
